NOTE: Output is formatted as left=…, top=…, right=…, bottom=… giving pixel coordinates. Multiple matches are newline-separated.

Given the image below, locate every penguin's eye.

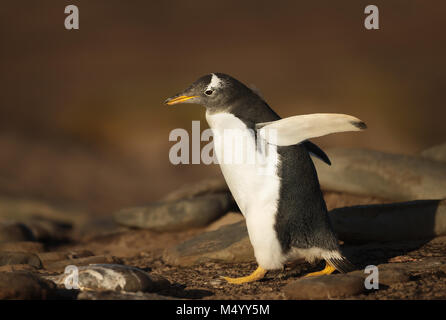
left=204, top=90, right=213, bottom=96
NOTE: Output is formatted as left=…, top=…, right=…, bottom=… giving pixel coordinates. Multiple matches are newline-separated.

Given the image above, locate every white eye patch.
left=206, top=73, right=224, bottom=91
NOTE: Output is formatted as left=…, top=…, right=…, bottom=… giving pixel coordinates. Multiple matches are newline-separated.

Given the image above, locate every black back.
left=275, top=144, right=339, bottom=252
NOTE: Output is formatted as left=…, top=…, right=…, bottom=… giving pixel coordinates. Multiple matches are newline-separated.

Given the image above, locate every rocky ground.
left=1, top=144, right=446, bottom=300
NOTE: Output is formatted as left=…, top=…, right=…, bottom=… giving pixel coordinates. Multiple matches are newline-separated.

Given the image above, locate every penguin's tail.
left=327, top=256, right=355, bottom=273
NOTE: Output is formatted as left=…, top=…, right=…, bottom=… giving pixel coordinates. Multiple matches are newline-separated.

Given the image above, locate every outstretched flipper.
left=257, top=113, right=367, bottom=147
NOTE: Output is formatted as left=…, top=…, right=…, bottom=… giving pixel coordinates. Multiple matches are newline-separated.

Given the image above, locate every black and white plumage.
left=165, top=73, right=365, bottom=281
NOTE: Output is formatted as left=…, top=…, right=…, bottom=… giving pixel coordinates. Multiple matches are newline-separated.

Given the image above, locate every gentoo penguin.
left=165, top=73, right=366, bottom=284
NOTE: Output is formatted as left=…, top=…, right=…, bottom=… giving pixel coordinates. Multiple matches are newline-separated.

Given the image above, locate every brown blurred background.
left=0, top=0, right=445, bottom=216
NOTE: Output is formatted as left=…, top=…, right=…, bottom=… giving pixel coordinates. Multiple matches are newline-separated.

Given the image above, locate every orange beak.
left=165, top=95, right=198, bottom=105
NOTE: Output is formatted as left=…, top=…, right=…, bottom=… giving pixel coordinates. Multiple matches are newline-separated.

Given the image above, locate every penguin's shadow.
left=272, top=261, right=325, bottom=280
left=277, top=239, right=435, bottom=280
left=341, top=238, right=433, bottom=270
left=330, top=198, right=443, bottom=272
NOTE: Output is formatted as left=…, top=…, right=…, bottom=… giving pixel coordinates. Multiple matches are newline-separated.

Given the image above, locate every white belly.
left=206, top=111, right=285, bottom=269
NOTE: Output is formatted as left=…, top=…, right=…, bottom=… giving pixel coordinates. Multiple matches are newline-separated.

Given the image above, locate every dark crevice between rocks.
left=156, top=283, right=214, bottom=299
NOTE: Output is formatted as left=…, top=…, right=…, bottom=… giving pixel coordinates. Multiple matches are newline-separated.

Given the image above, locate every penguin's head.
left=164, top=73, right=253, bottom=111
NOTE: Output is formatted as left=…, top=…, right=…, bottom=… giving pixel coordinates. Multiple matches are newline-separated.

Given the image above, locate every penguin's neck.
left=205, top=109, right=248, bottom=131
left=206, top=94, right=280, bottom=128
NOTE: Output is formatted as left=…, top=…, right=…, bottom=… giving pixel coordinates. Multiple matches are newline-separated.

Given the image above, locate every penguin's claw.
left=222, top=266, right=267, bottom=284
left=303, top=262, right=336, bottom=278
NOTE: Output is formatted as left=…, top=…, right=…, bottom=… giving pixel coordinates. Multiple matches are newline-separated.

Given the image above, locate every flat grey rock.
left=0, top=196, right=87, bottom=227
left=0, top=252, right=42, bottom=268
left=0, top=222, right=35, bottom=243
left=349, top=263, right=410, bottom=286
left=74, top=216, right=126, bottom=239
left=0, top=218, right=72, bottom=244
left=314, top=148, right=446, bottom=200
left=163, top=221, right=254, bottom=266
left=0, top=271, right=59, bottom=299
left=163, top=177, right=229, bottom=201
left=48, top=264, right=169, bottom=293
left=24, top=218, right=72, bottom=242
left=283, top=274, right=365, bottom=299
left=114, top=193, right=235, bottom=232
left=421, top=143, right=446, bottom=163
left=0, top=241, right=44, bottom=253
